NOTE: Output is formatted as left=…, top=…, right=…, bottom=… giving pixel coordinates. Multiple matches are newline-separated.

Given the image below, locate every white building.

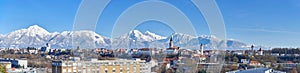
left=40, top=43, right=51, bottom=53
left=52, top=59, right=152, bottom=73
left=240, top=59, right=250, bottom=64
left=0, top=58, right=28, bottom=68
left=257, top=48, right=263, bottom=55
left=28, top=48, right=37, bottom=54
left=17, top=59, right=28, bottom=68
left=46, top=43, right=51, bottom=53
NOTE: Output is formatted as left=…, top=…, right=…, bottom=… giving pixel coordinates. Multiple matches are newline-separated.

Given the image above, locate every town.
left=0, top=37, right=299, bottom=73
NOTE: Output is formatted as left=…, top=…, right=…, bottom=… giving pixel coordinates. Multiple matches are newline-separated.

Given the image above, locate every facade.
left=240, top=59, right=250, bottom=64
left=40, top=43, right=51, bottom=53
left=0, top=58, right=27, bottom=68
left=52, top=59, right=151, bottom=73
left=131, top=48, right=152, bottom=62
left=249, top=60, right=263, bottom=66
left=0, top=62, right=11, bottom=69
left=257, top=48, right=263, bottom=55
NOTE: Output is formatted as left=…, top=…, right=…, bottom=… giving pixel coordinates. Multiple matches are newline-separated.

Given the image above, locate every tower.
left=200, top=44, right=203, bottom=55
left=258, top=48, right=263, bottom=55
left=169, top=35, right=173, bottom=48
left=251, top=45, right=254, bottom=56
left=46, top=43, right=51, bottom=53
left=251, top=45, right=254, bottom=51
left=46, top=43, right=50, bottom=48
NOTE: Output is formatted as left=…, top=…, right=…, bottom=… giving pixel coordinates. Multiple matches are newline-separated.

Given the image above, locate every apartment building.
left=52, top=59, right=151, bottom=73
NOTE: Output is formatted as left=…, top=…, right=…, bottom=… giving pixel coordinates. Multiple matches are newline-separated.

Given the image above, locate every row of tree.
left=270, top=48, right=300, bottom=54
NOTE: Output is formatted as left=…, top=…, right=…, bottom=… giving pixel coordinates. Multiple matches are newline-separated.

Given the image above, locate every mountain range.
left=0, top=25, right=251, bottom=50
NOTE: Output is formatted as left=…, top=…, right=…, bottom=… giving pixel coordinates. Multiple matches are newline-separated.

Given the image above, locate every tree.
left=0, top=65, right=6, bottom=73
left=198, top=69, right=206, bottom=73
left=276, top=64, right=284, bottom=71
left=233, top=56, right=239, bottom=63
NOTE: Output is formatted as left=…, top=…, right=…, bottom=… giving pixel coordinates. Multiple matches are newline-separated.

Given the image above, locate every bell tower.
left=169, top=35, right=173, bottom=48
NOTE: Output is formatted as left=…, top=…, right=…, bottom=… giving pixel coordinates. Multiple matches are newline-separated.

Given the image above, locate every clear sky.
left=1, top=0, right=300, bottom=47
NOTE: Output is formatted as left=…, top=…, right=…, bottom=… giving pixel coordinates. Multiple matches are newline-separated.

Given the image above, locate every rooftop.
left=226, top=68, right=286, bottom=73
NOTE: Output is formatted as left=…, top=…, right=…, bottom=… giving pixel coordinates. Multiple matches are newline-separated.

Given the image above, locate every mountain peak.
left=130, top=30, right=142, bottom=34
left=144, top=30, right=151, bottom=34
left=27, top=25, right=49, bottom=34
left=28, top=25, right=42, bottom=29
left=119, top=30, right=166, bottom=41
left=144, top=30, right=154, bottom=35
left=144, top=30, right=166, bottom=40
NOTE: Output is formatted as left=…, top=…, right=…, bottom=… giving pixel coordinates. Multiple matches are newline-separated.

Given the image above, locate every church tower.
left=169, top=35, right=173, bottom=48
left=251, top=45, right=254, bottom=56
left=258, top=48, right=263, bottom=55
left=46, top=43, right=51, bottom=53
left=200, top=44, right=203, bottom=55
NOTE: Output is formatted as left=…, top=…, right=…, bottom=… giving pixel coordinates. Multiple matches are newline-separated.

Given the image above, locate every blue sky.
left=1, top=0, right=300, bottom=47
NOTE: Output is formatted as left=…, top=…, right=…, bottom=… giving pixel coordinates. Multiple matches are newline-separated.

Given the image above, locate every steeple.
left=258, top=47, right=263, bottom=55
left=200, top=44, right=203, bottom=55
left=251, top=45, right=255, bottom=56
left=251, top=45, right=254, bottom=51
left=169, top=35, right=173, bottom=48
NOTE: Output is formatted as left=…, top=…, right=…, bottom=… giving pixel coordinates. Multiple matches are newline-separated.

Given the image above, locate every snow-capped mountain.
left=0, top=34, right=3, bottom=44
left=0, top=25, right=250, bottom=49
left=0, top=25, right=110, bottom=48
left=0, top=34, right=4, bottom=38
left=0, top=25, right=52, bottom=48
left=112, top=31, right=248, bottom=50
left=118, top=30, right=166, bottom=42
left=144, top=31, right=166, bottom=40
left=112, top=30, right=166, bottom=48
left=46, top=30, right=110, bottom=48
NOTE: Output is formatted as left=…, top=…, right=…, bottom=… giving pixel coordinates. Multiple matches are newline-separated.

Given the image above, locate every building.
left=249, top=60, right=263, bottom=66
left=52, top=59, right=151, bottom=73
left=233, top=51, right=243, bottom=55
left=40, top=43, right=51, bottom=53
left=226, top=68, right=286, bottom=73
left=164, top=36, right=180, bottom=61
left=277, top=62, right=300, bottom=69
left=191, top=44, right=206, bottom=63
left=240, top=59, right=250, bottom=64
left=257, top=48, right=263, bottom=55
left=7, top=68, right=38, bottom=73
left=0, top=62, right=11, bottom=69
left=27, top=47, right=38, bottom=54
left=0, top=58, right=28, bottom=68
left=131, top=48, right=152, bottom=62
